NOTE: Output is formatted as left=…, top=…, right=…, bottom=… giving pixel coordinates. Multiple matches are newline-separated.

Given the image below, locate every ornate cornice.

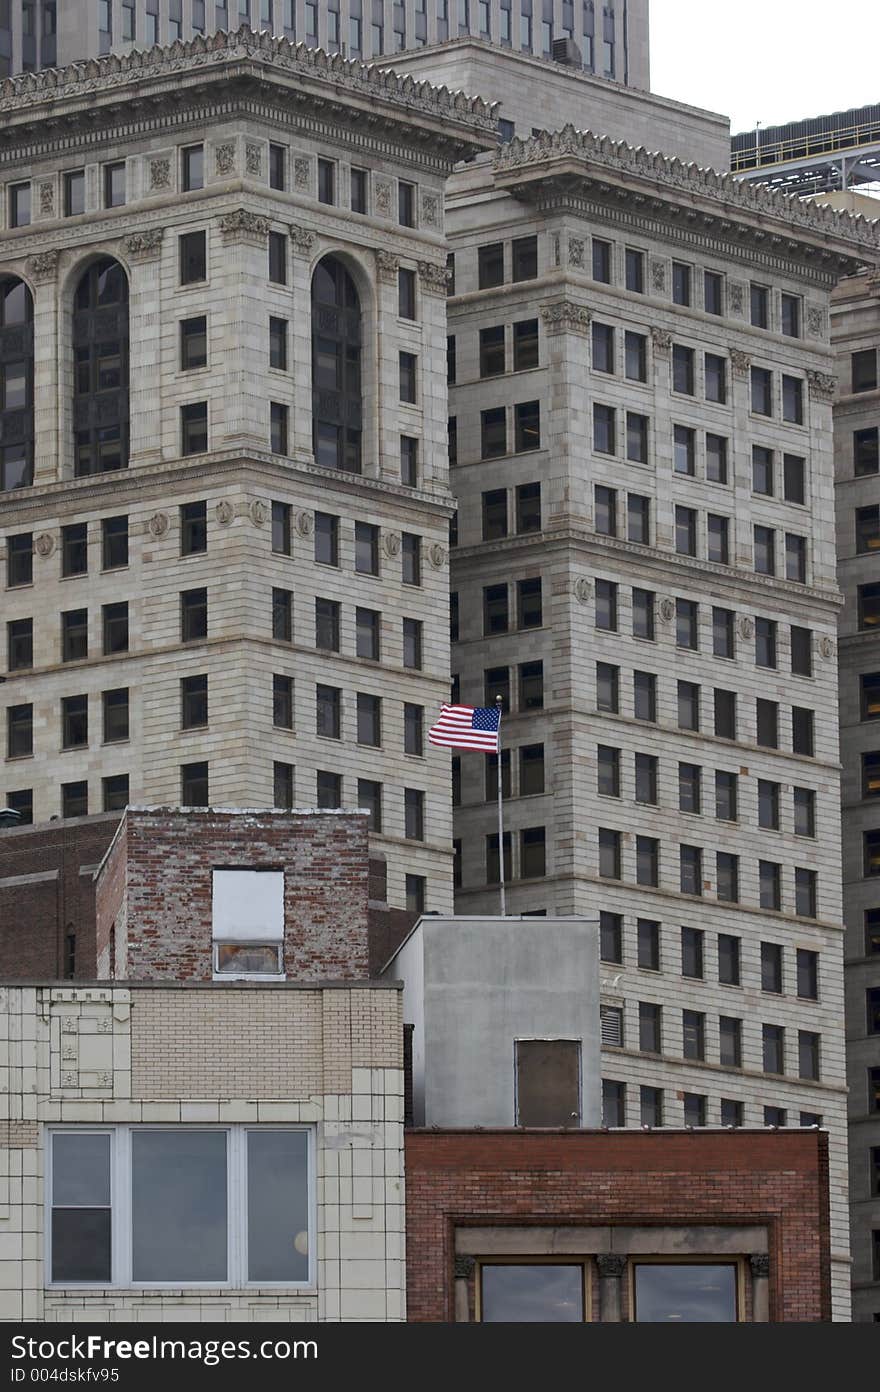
left=218, top=209, right=269, bottom=241
left=123, top=228, right=164, bottom=258
left=493, top=124, right=880, bottom=263
left=539, top=299, right=592, bottom=336
left=0, top=26, right=498, bottom=137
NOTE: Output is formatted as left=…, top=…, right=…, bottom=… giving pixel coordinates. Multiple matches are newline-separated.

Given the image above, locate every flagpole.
left=495, top=694, right=506, bottom=917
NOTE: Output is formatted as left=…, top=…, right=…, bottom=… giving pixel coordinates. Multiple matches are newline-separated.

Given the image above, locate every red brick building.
left=405, top=1129, right=831, bottom=1323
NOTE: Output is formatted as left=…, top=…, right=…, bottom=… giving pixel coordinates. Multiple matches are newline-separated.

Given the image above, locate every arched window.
left=72, top=257, right=129, bottom=476
left=311, top=255, right=362, bottom=473
left=0, top=276, right=34, bottom=493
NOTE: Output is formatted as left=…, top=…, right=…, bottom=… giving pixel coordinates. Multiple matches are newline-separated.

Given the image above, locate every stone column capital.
left=749, top=1253, right=770, bottom=1279
left=453, top=1255, right=475, bottom=1279
left=596, top=1253, right=627, bottom=1278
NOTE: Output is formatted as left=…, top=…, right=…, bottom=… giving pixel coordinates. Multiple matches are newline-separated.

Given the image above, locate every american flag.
left=428, top=704, right=501, bottom=753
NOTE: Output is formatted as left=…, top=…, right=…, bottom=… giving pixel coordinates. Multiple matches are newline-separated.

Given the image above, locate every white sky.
left=650, top=0, right=879, bottom=133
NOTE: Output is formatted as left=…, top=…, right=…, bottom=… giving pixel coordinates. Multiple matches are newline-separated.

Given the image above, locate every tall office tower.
left=444, top=116, right=880, bottom=1317
left=0, top=29, right=495, bottom=914
left=0, top=1, right=650, bottom=88
left=832, top=270, right=880, bottom=1322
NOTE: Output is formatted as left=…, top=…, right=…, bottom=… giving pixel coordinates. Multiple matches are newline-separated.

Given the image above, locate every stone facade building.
left=0, top=1, right=650, bottom=90
left=0, top=29, right=495, bottom=916
left=831, top=269, right=880, bottom=1322
left=440, top=120, right=880, bottom=1318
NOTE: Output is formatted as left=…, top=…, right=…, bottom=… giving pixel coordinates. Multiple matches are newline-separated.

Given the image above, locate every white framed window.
left=47, top=1126, right=314, bottom=1289
left=212, top=869, right=284, bottom=979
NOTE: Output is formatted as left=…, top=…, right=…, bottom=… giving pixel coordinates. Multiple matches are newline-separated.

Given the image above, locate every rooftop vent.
left=552, top=37, right=583, bottom=67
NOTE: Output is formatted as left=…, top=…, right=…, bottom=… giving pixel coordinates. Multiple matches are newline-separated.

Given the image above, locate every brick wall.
left=0, top=813, right=120, bottom=978
left=405, top=1129, right=831, bottom=1323
left=97, top=808, right=372, bottom=982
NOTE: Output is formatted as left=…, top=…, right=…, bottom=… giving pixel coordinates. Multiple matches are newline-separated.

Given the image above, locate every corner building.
left=0, top=30, right=496, bottom=915
left=831, top=269, right=880, bottom=1321
left=444, top=127, right=880, bottom=1318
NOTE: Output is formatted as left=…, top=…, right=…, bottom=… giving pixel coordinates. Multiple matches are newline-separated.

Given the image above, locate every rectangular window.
left=754, top=525, right=775, bottom=576
left=61, top=695, right=88, bottom=750
left=717, top=852, right=739, bottom=903
left=639, top=1002, right=661, bottom=1054
left=755, top=617, right=777, bottom=670
left=863, top=753, right=880, bottom=799
left=316, top=684, right=341, bottom=739
left=272, top=675, right=293, bottom=730
left=750, top=283, right=769, bottom=328
left=595, top=579, right=617, bottom=632
left=718, top=933, right=741, bottom=986
left=683, top=1010, right=705, bottom=1061
left=592, top=322, right=614, bottom=374
left=314, top=597, right=340, bottom=653
left=181, top=145, right=204, bottom=193
left=633, top=671, right=657, bottom=723
left=632, top=587, right=654, bottom=640
left=782, top=374, right=804, bottom=424
left=719, top=1017, right=742, bottom=1068
left=596, top=662, right=619, bottom=714
left=594, top=485, right=616, bottom=537
left=103, top=163, right=125, bottom=209
left=752, top=445, right=773, bottom=495
left=313, top=512, right=339, bottom=568
left=628, top=494, right=650, bottom=545
left=404, top=787, right=424, bottom=841
left=402, top=618, right=422, bottom=670
left=636, top=836, right=659, bottom=887
left=625, top=248, right=644, bottom=293
left=704, top=271, right=723, bottom=315
left=271, top=501, right=291, bottom=556
left=795, top=866, right=817, bottom=918
left=273, top=761, right=294, bottom=810
left=713, top=607, right=735, bottom=659
left=760, top=854, right=782, bottom=910
left=520, top=826, right=546, bottom=878
left=102, top=688, right=129, bottom=744
left=101, top=516, right=128, bottom=571
left=6, top=705, right=33, bottom=759
left=516, top=482, right=541, bottom=534
left=626, top=413, right=649, bottom=464
left=7, top=533, right=32, bottom=587
left=514, top=401, right=540, bottom=452
left=781, top=293, right=801, bottom=338
left=715, top=770, right=738, bottom=822
left=714, top=688, right=736, bottom=740
left=316, top=770, right=341, bottom=809
left=637, top=919, right=660, bottom=971
left=852, top=349, right=878, bottom=394
left=179, top=231, right=207, bottom=284
left=676, top=599, right=698, bottom=650
left=672, top=345, right=695, bottom=395
left=61, top=524, right=88, bottom=578
left=102, top=602, right=128, bottom=656
left=61, top=609, right=88, bottom=663
left=48, top=1127, right=312, bottom=1287
left=672, top=262, right=691, bottom=306
left=859, top=582, right=880, bottom=631
left=705, top=353, right=726, bottom=404
left=625, top=331, right=647, bottom=382
left=511, top=236, right=538, bottom=282
left=181, top=675, right=208, bottom=730
left=268, top=230, right=287, bottom=286
left=763, top=1024, right=784, bottom=1075
left=751, top=366, right=772, bottom=416
left=398, top=268, right=416, bottom=321
left=597, top=744, right=620, bottom=798
left=681, top=926, right=704, bottom=979
left=102, top=775, right=129, bottom=813
left=706, top=433, right=728, bottom=484
left=598, top=828, right=621, bottom=880
left=7, top=618, right=32, bottom=672
left=592, top=238, right=612, bottom=283
left=513, top=318, right=539, bottom=371
left=181, top=403, right=208, bottom=455
left=350, top=168, right=368, bottom=214
left=356, top=693, right=381, bottom=748
left=355, top=606, right=380, bottom=662
left=268, top=144, right=286, bottom=191
left=798, top=1031, right=820, bottom=1081
left=593, top=404, right=616, bottom=455
left=855, top=428, right=879, bottom=476
left=680, top=844, right=702, bottom=896
left=403, top=703, right=423, bottom=757
left=317, top=158, right=335, bottom=206
left=600, top=913, right=623, bottom=965
left=269, top=402, right=288, bottom=455
left=517, top=577, right=542, bottom=629
left=64, top=171, right=85, bottom=218
left=785, top=533, right=807, bottom=584
left=398, top=181, right=415, bottom=227
left=478, top=242, right=504, bottom=289
left=792, top=705, right=815, bottom=757
left=269, top=317, right=288, bottom=372
left=399, top=352, right=417, bottom=404
left=641, top=1088, right=663, bottom=1127
left=402, top=533, right=421, bottom=587
left=673, top=424, right=695, bottom=475
left=180, top=316, right=208, bottom=371
left=601, top=1076, right=625, bottom=1118
left=678, top=762, right=701, bottom=815
left=756, top=698, right=778, bottom=748
left=180, top=588, right=207, bottom=644
left=675, top=506, right=697, bottom=557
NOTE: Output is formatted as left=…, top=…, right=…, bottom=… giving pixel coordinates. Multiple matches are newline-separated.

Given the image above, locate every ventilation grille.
left=600, top=1004, right=624, bottom=1047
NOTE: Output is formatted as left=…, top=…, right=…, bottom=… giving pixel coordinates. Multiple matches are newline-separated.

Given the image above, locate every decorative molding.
left=421, top=192, right=440, bottom=228
left=215, top=499, right=234, bottom=525
left=219, top=210, right=269, bottom=241
left=749, top=1254, right=770, bottom=1279
left=427, top=542, right=446, bottom=570
left=245, top=142, right=262, bottom=176
left=417, top=259, right=448, bottom=294
left=806, top=303, right=825, bottom=338
left=807, top=369, right=836, bottom=401
left=26, top=249, right=59, bottom=281
left=493, top=124, right=880, bottom=256
left=539, top=300, right=592, bottom=336
left=730, top=348, right=751, bottom=376
left=568, top=236, right=585, bottom=268
left=250, top=499, right=268, bottom=527
left=658, top=596, right=676, bottom=623
left=376, top=250, right=399, bottom=283
left=295, top=510, right=314, bottom=537
left=382, top=530, right=401, bottom=558
left=34, top=532, right=55, bottom=558
left=553, top=233, right=561, bottom=267
left=293, top=156, right=311, bottom=191
left=650, top=257, right=666, bottom=292
left=727, top=281, right=745, bottom=316
left=124, top=228, right=164, bottom=258
left=38, top=180, right=53, bottom=216
left=453, top=1256, right=475, bottom=1280
left=214, top=141, right=236, bottom=176
left=289, top=223, right=316, bottom=255
left=149, top=157, right=171, bottom=190
left=374, top=178, right=392, bottom=218
left=819, top=635, right=836, bottom=660
left=650, top=326, right=672, bottom=354
left=738, top=615, right=755, bottom=639
left=147, top=511, right=169, bottom=537
left=596, top=1254, right=627, bottom=1279
left=573, top=576, right=591, bottom=604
